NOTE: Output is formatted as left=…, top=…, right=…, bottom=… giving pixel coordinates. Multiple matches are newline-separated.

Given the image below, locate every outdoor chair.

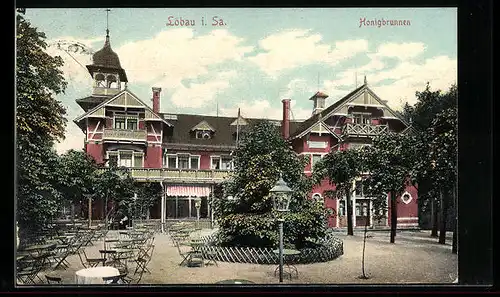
left=175, top=241, right=195, bottom=266
left=45, top=274, right=62, bottom=284
left=102, top=275, right=121, bottom=284
left=134, top=244, right=154, bottom=274
left=17, top=256, right=46, bottom=285
left=78, top=249, right=106, bottom=268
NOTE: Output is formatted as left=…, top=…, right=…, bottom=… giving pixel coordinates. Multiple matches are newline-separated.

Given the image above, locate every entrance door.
left=355, top=199, right=370, bottom=227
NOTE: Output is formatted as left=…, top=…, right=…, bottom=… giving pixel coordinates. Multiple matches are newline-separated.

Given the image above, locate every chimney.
left=152, top=87, right=162, bottom=113
left=282, top=99, right=291, bottom=139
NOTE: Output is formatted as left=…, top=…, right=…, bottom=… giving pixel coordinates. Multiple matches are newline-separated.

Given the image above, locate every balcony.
left=342, top=123, right=388, bottom=137
left=96, top=168, right=232, bottom=183
left=103, top=128, right=147, bottom=143
left=93, top=87, right=120, bottom=96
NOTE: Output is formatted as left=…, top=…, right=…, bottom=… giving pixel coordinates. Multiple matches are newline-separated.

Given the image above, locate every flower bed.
left=198, top=231, right=343, bottom=264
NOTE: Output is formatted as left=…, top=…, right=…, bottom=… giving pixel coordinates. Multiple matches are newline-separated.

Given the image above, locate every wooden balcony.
left=96, top=168, right=232, bottom=183
left=102, top=128, right=147, bottom=143
left=342, top=123, right=388, bottom=137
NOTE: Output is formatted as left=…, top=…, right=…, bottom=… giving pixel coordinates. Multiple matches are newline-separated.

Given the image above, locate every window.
left=221, top=157, right=232, bottom=170
left=401, top=191, right=413, bottom=204
left=312, top=193, right=323, bottom=202
left=211, top=157, right=221, bottom=169
left=196, top=130, right=211, bottom=139
left=133, top=154, right=142, bottom=167
left=167, top=155, right=177, bottom=169
left=178, top=156, right=189, bottom=169
left=119, top=153, right=132, bottom=167
left=355, top=180, right=364, bottom=197
left=127, top=119, right=138, bottom=130
left=311, top=154, right=322, bottom=170
left=338, top=200, right=346, bottom=216
left=354, top=114, right=371, bottom=125
left=190, top=156, right=200, bottom=169
left=356, top=201, right=369, bottom=216
left=114, top=118, right=126, bottom=129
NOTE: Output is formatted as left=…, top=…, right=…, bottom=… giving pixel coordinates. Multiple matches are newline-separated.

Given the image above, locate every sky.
left=22, top=8, right=457, bottom=154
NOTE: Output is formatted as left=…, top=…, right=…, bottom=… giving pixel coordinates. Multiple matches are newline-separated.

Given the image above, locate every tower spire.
left=105, top=8, right=111, bottom=45
left=364, top=75, right=367, bottom=85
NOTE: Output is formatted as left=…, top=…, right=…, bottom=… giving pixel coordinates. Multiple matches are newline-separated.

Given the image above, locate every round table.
left=215, top=279, right=255, bottom=284
left=75, top=266, right=119, bottom=284
left=272, top=249, right=301, bottom=280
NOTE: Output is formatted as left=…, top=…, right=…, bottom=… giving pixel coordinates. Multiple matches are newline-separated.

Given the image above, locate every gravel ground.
left=27, top=229, right=457, bottom=285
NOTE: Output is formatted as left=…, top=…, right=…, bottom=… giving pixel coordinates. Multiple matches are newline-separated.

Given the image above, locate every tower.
left=309, top=91, right=329, bottom=115
left=85, top=11, right=128, bottom=97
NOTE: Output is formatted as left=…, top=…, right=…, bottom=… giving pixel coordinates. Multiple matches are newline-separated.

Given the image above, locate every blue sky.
left=23, top=8, right=457, bottom=153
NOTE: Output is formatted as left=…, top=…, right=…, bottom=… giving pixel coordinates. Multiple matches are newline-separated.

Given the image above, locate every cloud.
left=54, top=123, right=84, bottom=155
left=370, top=55, right=457, bottom=109
left=279, top=79, right=316, bottom=99
left=116, top=28, right=254, bottom=89
left=169, top=70, right=237, bottom=108
left=46, top=37, right=97, bottom=86
left=375, top=42, right=426, bottom=60
left=248, top=29, right=368, bottom=78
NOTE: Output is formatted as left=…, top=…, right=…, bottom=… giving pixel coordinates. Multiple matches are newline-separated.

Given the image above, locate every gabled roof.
left=73, top=88, right=172, bottom=127
left=290, top=83, right=413, bottom=139
left=190, top=120, right=216, bottom=131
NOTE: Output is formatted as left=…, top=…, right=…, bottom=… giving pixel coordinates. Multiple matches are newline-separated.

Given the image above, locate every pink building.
left=74, top=32, right=418, bottom=229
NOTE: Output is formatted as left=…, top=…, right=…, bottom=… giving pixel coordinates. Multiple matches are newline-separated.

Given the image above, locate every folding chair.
left=45, top=275, right=62, bottom=284
left=78, top=249, right=106, bottom=268
left=102, top=275, right=121, bottom=284
left=175, top=241, right=193, bottom=266
left=134, top=244, right=154, bottom=274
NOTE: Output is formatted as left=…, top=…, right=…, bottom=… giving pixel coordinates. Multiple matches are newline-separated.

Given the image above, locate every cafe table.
left=215, top=279, right=255, bottom=284
left=75, top=266, right=120, bottom=284
left=272, top=249, right=301, bottom=280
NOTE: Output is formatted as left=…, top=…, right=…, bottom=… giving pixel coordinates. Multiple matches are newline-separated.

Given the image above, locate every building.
left=74, top=30, right=418, bottom=229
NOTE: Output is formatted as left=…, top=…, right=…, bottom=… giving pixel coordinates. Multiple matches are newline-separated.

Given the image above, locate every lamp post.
left=194, top=197, right=202, bottom=229
left=269, top=173, right=293, bottom=283
left=132, top=193, right=138, bottom=228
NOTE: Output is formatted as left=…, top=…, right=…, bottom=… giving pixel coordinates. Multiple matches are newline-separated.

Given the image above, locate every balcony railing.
left=103, top=128, right=147, bottom=142
left=96, top=168, right=232, bottom=182
left=342, top=123, right=388, bottom=136
left=93, top=87, right=120, bottom=96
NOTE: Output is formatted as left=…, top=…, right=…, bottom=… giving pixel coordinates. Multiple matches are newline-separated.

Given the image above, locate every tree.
left=93, top=166, right=136, bottom=229
left=16, top=12, right=68, bottom=241
left=313, top=148, right=366, bottom=236
left=363, top=133, right=419, bottom=243
left=133, top=182, right=162, bottom=220
left=57, top=149, right=98, bottom=227
left=428, top=107, right=457, bottom=247
left=212, top=121, right=328, bottom=249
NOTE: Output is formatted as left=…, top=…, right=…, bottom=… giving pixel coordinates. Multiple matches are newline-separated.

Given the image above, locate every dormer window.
left=196, top=130, right=212, bottom=139
left=191, top=120, right=215, bottom=140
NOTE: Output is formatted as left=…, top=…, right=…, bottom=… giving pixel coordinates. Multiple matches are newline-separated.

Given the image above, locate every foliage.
left=57, top=149, right=98, bottom=217
left=312, top=148, right=367, bottom=235
left=16, top=13, right=68, bottom=240
left=93, top=167, right=136, bottom=221
left=16, top=14, right=67, bottom=146
left=132, top=182, right=163, bottom=219
left=213, top=121, right=328, bottom=249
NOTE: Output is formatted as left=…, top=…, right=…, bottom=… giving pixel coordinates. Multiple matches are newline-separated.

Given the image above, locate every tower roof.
left=86, top=30, right=128, bottom=82
left=309, top=91, right=329, bottom=100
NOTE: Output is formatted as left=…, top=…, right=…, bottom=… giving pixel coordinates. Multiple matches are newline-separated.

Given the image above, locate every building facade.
left=75, top=32, right=418, bottom=229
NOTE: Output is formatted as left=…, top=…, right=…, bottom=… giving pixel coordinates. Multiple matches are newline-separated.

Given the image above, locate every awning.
left=167, top=185, right=211, bottom=197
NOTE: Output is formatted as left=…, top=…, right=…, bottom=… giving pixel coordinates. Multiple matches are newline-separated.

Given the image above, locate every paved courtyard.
left=35, top=228, right=457, bottom=285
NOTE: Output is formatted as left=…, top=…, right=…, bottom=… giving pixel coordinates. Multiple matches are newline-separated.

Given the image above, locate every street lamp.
left=194, top=197, right=202, bottom=229
left=269, top=173, right=293, bottom=283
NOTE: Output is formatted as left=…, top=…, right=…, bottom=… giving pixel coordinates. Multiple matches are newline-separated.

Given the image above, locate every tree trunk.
left=390, top=191, right=397, bottom=243
left=346, top=191, right=354, bottom=236
left=452, top=184, right=458, bottom=254
left=360, top=207, right=370, bottom=279
left=439, top=188, right=448, bottom=244
left=431, top=195, right=439, bottom=237
left=71, top=203, right=76, bottom=230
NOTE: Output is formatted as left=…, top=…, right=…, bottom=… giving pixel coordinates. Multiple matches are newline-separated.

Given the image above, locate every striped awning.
left=166, top=185, right=211, bottom=197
